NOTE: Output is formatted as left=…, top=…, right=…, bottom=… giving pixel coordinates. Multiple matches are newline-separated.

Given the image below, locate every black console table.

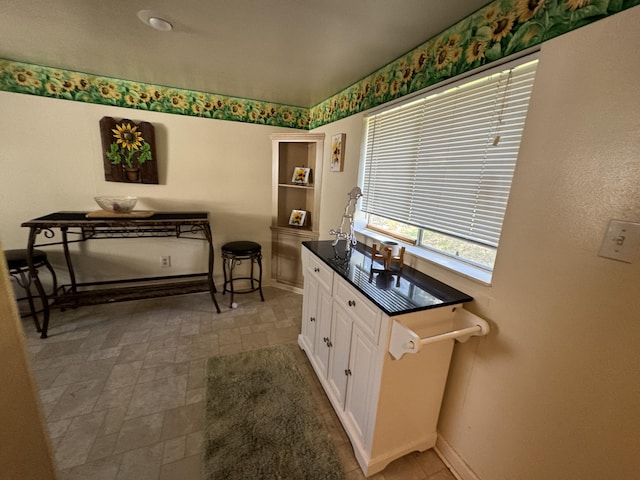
left=22, top=211, right=221, bottom=338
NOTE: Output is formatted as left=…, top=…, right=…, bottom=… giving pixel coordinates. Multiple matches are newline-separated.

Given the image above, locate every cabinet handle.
left=310, top=317, right=316, bottom=322
left=314, top=267, right=320, bottom=272
left=344, top=369, right=352, bottom=376
left=348, top=300, right=356, bottom=307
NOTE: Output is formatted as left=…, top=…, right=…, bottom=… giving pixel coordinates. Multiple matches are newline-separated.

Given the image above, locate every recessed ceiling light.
left=137, top=10, right=173, bottom=32
left=148, top=17, right=173, bottom=31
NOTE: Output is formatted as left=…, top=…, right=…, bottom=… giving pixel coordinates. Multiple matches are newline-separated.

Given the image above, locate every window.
left=360, top=56, right=538, bottom=275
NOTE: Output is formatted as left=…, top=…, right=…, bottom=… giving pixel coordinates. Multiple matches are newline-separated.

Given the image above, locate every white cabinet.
left=326, top=300, right=352, bottom=406
left=300, top=269, right=379, bottom=444
left=300, top=273, right=320, bottom=355
left=344, top=322, right=376, bottom=442
left=333, top=277, right=381, bottom=342
left=299, top=247, right=333, bottom=378
left=298, top=243, right=468, bottom=477
left=313, top=291, right=333, bottom=378
left=299, top=266, right=385, bottom=472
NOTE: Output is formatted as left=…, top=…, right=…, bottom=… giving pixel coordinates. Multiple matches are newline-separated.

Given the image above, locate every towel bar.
left=389, top=307, right=490, bottom=360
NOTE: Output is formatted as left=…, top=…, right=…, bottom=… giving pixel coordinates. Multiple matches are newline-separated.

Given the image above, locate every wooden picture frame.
left=291, top=166, right=311, bottom=185
left=330, top=133, right=346, bottom=172
left=289, top=209, right=307, bottom=227
left=100, top=117, right=159, bottom=184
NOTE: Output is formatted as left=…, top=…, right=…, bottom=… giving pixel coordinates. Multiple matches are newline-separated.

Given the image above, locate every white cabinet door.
left=300, top=273, right=319, bottom=354
left=327, top=301, right=353, bottom=407
left=313, top=288, right=333, bottom=378
left=301, top=247, right=334, bottom=370
left=334, top=277, right=381, bottom=342
left=345, top=323, right=376, bottom=442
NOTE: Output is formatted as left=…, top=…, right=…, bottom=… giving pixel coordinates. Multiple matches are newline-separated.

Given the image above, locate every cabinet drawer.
left=334, top=278, right=381, bottom=342
left=308, top=254, right=334, bottom=292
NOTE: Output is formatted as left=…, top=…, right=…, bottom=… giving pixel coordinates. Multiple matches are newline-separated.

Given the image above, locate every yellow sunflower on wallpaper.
left=435, top=44, right=452, bottom=70
left=566, top=0, right=591, bottom=10
left=466, top=38, right=487, bottom=63
left=516, top=0, right=546, bottom=22
left=13, top=69, right=32, bottom=86
left=490, top=13, right=516, bottom=42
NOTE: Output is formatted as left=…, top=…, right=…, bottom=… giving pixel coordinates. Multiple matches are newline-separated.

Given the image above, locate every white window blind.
left=362, top=58, right=538, bottom=248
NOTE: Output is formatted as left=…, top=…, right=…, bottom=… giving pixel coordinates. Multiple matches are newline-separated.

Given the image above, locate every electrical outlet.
left=598, top=220, right=640, bottom=263
left=161, top=255, right=171, bottom=268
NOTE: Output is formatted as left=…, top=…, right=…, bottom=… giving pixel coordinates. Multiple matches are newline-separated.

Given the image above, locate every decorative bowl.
left=94, top=196, right=138, bottom=213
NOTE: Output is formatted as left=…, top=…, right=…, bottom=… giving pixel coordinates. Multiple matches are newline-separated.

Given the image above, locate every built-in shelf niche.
left=270, top=133, right=325, bottom=288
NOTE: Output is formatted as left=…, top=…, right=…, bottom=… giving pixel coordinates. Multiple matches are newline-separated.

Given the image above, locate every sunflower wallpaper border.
left=1, top=0, right=638, bottom=131
left=0, top=61, right=309, bottom=129
left=308, top=0, right=640, bottom=128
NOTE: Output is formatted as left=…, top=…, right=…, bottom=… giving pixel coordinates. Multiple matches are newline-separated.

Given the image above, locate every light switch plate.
left=598, top=219, right=640, bottom=263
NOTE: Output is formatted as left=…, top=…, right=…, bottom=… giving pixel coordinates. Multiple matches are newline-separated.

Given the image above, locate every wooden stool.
left=5, top=249, right=57, bottom=335
left=221, top=241, right=264, bottom=308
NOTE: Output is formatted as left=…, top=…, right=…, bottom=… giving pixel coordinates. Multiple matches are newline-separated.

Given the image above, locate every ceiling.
left=0, top=0, right=490, bottom=108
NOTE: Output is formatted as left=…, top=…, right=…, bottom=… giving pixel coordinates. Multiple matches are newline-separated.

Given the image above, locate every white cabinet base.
left=365, top=435, right=437, bottom=476
left=298, top=312, right=455, bottom=477
left=299, top=243, right=474, bottom=477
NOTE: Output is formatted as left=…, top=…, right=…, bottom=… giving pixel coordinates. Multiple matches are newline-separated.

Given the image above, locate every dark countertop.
left=303, top=240, right=472, bottom=316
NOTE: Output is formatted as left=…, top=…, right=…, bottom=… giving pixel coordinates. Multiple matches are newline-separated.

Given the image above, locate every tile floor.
left=21, top=286, right=456, bottom=480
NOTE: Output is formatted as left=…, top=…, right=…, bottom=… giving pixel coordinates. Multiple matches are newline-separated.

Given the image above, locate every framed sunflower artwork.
left=288, top=209, right=307, bottom=227
left=291, top=166, right=311, bottom=185
left=100, top=116, right=159, bottom=184
left=330, top=133, right=345, bottom=172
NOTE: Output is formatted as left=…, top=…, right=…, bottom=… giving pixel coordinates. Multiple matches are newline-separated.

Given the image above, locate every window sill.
left=355, top=227, right=492, bottom=286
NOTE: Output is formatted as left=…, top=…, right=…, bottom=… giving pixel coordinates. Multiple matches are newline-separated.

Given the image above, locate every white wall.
left=319, top=7, right=640, bottom=480
left=312, top=114, right=366, bottom=239
left=0, top=93, right=295, bottom=284
left=435, top=8, right=640, bottom=479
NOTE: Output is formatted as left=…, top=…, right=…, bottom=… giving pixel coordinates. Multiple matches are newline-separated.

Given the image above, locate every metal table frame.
left=21, top=211, right=221, bottom=338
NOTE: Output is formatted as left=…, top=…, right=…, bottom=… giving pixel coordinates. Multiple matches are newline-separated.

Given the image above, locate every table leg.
left=203, top=224, right=221, bottom=313
left=228, top=257, right=236, bottom=308
left=27, top=227, right=50, bottom=339
left=15, top=268, right=41, bottom=332
left=257, top=252, right=265, bottom=302
left=61, top=227, right=77, bottom=296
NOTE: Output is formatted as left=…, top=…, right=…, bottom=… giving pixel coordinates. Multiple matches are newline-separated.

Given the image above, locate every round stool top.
left=221, top=241, right=262, bottom=255
left=5, top=249, right=49, bottom=270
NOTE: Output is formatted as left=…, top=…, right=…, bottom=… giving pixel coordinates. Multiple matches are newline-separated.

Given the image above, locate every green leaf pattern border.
left=0, top=62, right=309, bottom=129
left=309, top=0, right=640, bottom=128
left=1, top=0, right=638, bottom=130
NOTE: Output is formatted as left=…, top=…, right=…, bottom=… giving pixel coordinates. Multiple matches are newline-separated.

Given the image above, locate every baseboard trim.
left=435, top=434, right=481, bottom=480
left=269, top=281, right=303, bottom=294
left=364, top=434, right=436, bottom=476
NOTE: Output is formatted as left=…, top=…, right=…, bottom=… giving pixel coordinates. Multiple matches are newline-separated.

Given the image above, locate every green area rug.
left=203, top=344, right=344, bottom=480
